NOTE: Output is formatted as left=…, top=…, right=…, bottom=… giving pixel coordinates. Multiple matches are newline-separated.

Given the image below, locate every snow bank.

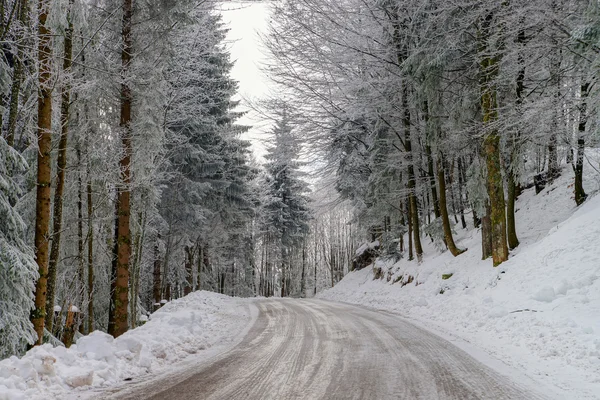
left=319, top=168, right=600, bottom=400
left=0, top=291, right=253, bottom=400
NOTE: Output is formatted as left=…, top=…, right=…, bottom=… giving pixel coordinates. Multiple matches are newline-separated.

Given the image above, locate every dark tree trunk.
left=46, top=2, right=74, bottom=332
left=31, top=0, right=54, bottom=346
left=574, top=82, right=588, bottom=207
left=7, top=0, right=29, bottom=147
left=438, top=154, right=466, bottom=257
left=184, top=246, right=193, bottom=296
left=406, top=198, right=413, bottom=261
left=153, top=240, right=161, bottom=310
left=86, top=176, right=94, bottom=332
left=507, top=172, right=520, bottom=250
left=108, top=0, right=133, bottom=338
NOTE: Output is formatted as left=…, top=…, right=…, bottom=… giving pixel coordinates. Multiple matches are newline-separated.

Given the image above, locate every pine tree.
left=263, top=107, right=312, bottom=297
left=0, top=137, right=37, bottom=357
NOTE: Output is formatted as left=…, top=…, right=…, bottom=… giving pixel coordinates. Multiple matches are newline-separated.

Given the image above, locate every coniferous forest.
left=1, top=0, right=600, bottom=365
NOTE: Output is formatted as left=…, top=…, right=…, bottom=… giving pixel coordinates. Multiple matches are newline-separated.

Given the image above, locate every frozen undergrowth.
left=0, top=291, right=252, bottom=400
left=319, top=167, right=600, bottom=399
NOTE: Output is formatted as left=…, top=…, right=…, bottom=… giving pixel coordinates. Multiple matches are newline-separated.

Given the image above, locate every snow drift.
left=319, top=169, right=600, bottom=400
left=0, top=291, right=253, bottom=400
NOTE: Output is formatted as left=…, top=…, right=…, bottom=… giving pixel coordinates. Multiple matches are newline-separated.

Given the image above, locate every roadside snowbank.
left=0, top=291, right=253, bottom=400
left=319, top=169, right=600, bottom=399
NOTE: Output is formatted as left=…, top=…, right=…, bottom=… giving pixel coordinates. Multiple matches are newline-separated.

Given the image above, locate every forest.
left=1, top=0, right=599, bottom=362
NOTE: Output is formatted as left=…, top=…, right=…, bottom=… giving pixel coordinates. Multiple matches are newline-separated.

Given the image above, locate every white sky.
left=220, top=2, right=272, bottom=161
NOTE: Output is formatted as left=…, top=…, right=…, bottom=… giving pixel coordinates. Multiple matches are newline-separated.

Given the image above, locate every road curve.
left=109, top=299, right=546, bottom=400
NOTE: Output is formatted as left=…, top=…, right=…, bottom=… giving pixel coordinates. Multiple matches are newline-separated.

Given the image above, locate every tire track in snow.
left=107, top=299, right=548, bottom=400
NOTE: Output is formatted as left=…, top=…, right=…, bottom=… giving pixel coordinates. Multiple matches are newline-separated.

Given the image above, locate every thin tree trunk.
left=87, top=177, right=94, bottom=332
left=574, top=82, right=588, bottom=206
left=438, top=154, right=466, bottom=257
left=314, top=225, right=318, bottom=296
left=108, top=0, right=133, bottom=338
left=7, top=0, right=29, bottom=147
left=31, top=0, right=54, bottom=346
left=130, top=212, right=145, bottom=328
left=456, top=157, right=467, bottom=229
left=407, top=198, right=413, bottom=261
left=152, top=239, right=161, bottom=310
left=46, top=0, right=74, bottom=332
left=404, top=92, right=423, bottom=263
left=184, top=246, right=193, bottom=296
left=197, top=243, right=203, bottom=291
left=547, top=3, right=561, bottom=182
left=77, top=146, right=85, bottom=334
left=424, top=102, right=441, bottom=219
left=507, top=27, right=526, bottom=250
left=481, top=202, right=493, bottom=260
left=300, top=239, right=306, bottom=298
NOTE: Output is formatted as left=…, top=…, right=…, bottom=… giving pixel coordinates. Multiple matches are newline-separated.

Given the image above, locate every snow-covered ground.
left=0, top=291, right=254, bottom=400
left=319, top=167, right=600, bottom=400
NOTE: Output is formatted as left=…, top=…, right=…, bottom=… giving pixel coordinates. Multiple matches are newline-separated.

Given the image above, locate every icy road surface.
left=106, top=299, right=547, bottom=400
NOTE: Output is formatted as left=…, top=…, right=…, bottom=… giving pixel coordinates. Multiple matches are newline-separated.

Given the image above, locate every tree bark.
left=404, top=90, right=423, bottom=263
left=300, top=239, right=306, bottom=298
left=30, top=0, right=54, bottom=346
left=46, top=0, right=74, bottom=332
left=481, top=202, right=493, bottom=260
left=574, top=82, right=588, bottom=206
left=87, top=177, right=94, bottom=332
left=77, top=146, right=85, bottom=334
left=61, top=305, right=76, bottom=348
left=507, top=28, right=525, bottom=251
left=108, top=0, right=133, bottom=338
left=184, top=246, right=193, bottom=296
left=7, top=0, right=29, bottom=147
left=480, top=12, right=508, bottom=266
left=437, top=154, right=466, bottom=257
left=456, top=157, right=467, bottom=229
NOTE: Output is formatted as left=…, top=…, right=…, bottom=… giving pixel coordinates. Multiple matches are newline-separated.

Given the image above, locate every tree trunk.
left=281, top=260, right=286, bottom=297
left=197, top=243, right=203, bottom=291
left=507, top=28, right=525, bottom=251
left=108, top=0, right=133, bottom=338
left=574, top=82, right=588, bottom=206
left=481, top=202, right=493, bottom=260
left=506, top=171, right=519, bottom=250
left=424, top=102, right=440, bottom=219
left=87, top=177, right=94, bottom=332
left=437, top=154, right=466, bottom=257
left=152, top=240, right=161, bottom=310
left=300, top=239, right=306, bottom=298
left=7, top=0, right=29, bottom=147
left=77, top=146, right=85, bottom=334
left=130, top=213, right=144, bottom=328
left=456, top=157, right=467, bottom=229
left=61, top=305, right=76, bottom=348
left=184, top=246, right=193, bottom=296
left=30, top=0, right=54, bottom=346
left=404, top=91, right=423, bottom=263
left=480, top=12, right=508, bottom=266
left=46, top=0, right=74, bottom=332
left=314, top=226, right=318, bottom=296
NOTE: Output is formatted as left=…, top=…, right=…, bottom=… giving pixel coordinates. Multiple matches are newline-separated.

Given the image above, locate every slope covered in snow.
left=0, top=291, right=254, bottom=400
left=319, top=169, right=600, bottom=399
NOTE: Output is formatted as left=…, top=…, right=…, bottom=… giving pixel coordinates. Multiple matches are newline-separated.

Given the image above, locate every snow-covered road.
left=103, top=299, right=547, bottom=400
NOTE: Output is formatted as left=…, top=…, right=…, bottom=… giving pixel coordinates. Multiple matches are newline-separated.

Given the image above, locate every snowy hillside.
left=319, top=169, right=600, bottom=400
left=0, top=292, right=254, bottom=400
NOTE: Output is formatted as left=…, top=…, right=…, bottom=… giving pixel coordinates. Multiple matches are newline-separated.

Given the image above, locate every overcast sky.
left=220, top=2, right=272, bottom=161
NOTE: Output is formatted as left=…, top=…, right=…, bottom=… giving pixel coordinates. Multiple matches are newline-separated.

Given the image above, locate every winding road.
left=106, top=299, right=547, bottom=400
